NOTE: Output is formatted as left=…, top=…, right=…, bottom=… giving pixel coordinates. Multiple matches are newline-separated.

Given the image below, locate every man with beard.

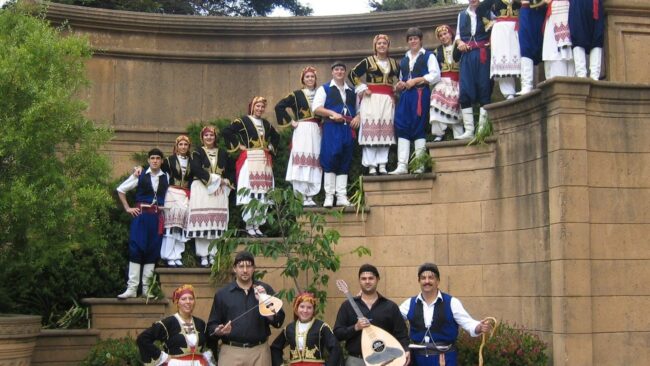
left=334, top=264, right=410, bottom=366
left=400, top=263, right=492, bottom=366
left=207, top=251, right=285, bottom=366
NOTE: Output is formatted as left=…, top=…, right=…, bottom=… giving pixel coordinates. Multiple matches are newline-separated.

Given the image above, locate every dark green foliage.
left=52, top=0, right=313, bottom=16
left=370, top=0, right=456, bottom=12
left=0, top=5, right=128, bottom=325
left=212, top=186, right=371, bottom=314
left=456, top=322, right=549, bottom=366
left=81, top=337, right=142, bottom=366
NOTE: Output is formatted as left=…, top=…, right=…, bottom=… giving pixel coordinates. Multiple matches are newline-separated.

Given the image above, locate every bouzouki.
left=336, top=279, right=407, bottom=366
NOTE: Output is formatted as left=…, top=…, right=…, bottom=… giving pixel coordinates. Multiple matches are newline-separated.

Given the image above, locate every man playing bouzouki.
left=334, top=264, right=410, bottom=366
left=400, top=263, right=493, bottom=366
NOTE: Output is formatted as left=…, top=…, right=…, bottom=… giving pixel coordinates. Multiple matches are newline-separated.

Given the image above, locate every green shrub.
left=82, top=337, right=142, bottom=366
left=456, top=322, right=549, bottom=366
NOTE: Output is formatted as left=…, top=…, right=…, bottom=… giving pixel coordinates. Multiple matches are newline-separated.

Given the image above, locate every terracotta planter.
left=0, top=314, right=42, bottom=365
left=32, top=329, right=100, bottom=365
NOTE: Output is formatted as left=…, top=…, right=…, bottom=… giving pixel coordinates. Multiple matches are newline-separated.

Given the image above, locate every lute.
left=336, top=279, right=406, bottom=366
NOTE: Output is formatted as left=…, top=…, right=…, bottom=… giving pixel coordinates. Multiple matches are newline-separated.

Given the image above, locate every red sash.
left=441, top=71, right=459, bottom=82
left=368, top=84, right=394, bottom=95
left=163, top=354, right=208, bottom=365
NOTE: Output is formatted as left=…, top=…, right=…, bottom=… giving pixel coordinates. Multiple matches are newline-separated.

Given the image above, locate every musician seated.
left=400, top=263, right=493, bottom=366
left=271, top=292, right=341, bottom=366
left=207, top=251, right=285, bottom=366
left=137, top=284, right=216, bottom=365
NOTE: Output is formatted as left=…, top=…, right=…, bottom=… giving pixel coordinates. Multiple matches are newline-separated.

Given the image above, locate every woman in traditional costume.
left=271, top=292, right=341, bottom=366
left=137, top=284, right=216, bottom=365
left=160, top=135, right=193, bottom=268
left=275, top=67, right=322, bottom=206
left=430, top=25, right=462, bottom=141
left=348, top=34, right=399, bottom=176
left=487, top=0, right=522, bottom=99
left=186, top=127, right=230, bottom=267
left=223, top=97, right=279, bottom=237
left=542, top=0, right=574, bottom=78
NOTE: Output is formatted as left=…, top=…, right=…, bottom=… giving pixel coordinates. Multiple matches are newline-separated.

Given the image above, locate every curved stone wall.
left=45, top=2, right=462, bottom=174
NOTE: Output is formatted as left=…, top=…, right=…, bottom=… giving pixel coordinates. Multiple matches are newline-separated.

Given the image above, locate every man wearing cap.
left=313, top=61, right=360, bottom=208
left=207, top=251, right=285, bottom=366
left=116, top=148, right=169, bottom=299
left=334, top=264, right=410, bottom=366
left=400, top=263, right=493, bottom=366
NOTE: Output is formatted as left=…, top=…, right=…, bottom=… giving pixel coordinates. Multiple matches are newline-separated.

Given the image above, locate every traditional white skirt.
left=163, top=186, right=189, bottom=241
left=490, top=19, right=521, bottom=77
left=358, top=93, right=396, bottom=146
left=543, top=0, right=572, bottom=61
left=430, top=76, right=461, bottom=125
left=286, top=120, right=322, bottom=195
left=185, top=180, right=229, bottom=240
left=236, top=149, right=274, bottom=205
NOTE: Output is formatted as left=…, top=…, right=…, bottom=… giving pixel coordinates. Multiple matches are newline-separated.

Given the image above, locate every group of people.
left=137, top=253, right=493, bottom=366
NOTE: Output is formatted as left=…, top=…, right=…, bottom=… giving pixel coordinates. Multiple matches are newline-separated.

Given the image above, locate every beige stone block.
left=591, top=261, right=650, bottom=296
left=552, top=333, right=594, bottom=366
left=365, top=235, right=436, bottom=267
left=593, top=332, right=650, bottom=366
left=449, top=227, right=549, bottom=265
left=334, top=236, right=371, bottom=268
left=551, top=297, right=593, bottom=334
left=383, top=266, right=422, bottom=300
left=590, top=188, right=650, bottom=224
left=549, top=186, right=589, bottom=224
left=445, top=202, right=482, bottom=234
left=432, top=203, right=449, bottom=234
left=430, top=169, right=497, bottom=203
left=606, top=11, right=650, bottom=83
left=494, top=120, right=547, bottom=166
left=590, top=224, right=650, bottom=259
left=324, top=210, right=367, bottom=237
left=593, top=296, right=650, bottom=333
left=428, top=140, right=496, bottom=172
left=32, top=330, right=100, bottom=366
left=482, top=193, right=549, bottom=232
left=588, top=152, right=650, bottom=188
left=493, top=158, right=548, bottom=198
left=460, top=296, right=523, bottom=325
left=433, top=234, right=450, bottom=265
left=440, top=265, right=483, bottom=297
left=363, top=175, right=434, bottom=206
left=545, top=110, right=588, bottom=152
left=548, top=150, right=588, bottom=188
left=383, top=205, right=434, bottom=236
left=550, top=223, right=591, bottom=260
left=550, top=259, right=592, bottom=297
left=363, top=205, right=385, bottom=236
left=483, top=262, right=550, bottom=297
left=588, top=118, right=650, bottom=153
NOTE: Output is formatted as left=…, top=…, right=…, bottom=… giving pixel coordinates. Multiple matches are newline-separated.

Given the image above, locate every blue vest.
left=406, top=293, right=459, bottom=344
left=322, top=82, right=356, bottom=118
left=135, top=172, right=168, bottom=206
left=399, top=50, right=434, bottom=82
left=458, top=10, right=489, bottom=42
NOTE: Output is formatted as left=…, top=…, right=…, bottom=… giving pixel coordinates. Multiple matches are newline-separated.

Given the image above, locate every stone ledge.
left=81, top=298, right=169, bottom=305
left=429, top=137, right=497, bottom=172
left=363, top=173, right=435, bottom=206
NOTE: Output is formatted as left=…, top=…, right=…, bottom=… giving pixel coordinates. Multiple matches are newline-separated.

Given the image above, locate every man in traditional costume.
left=569, top=0, right=604, bottom=80
left=313, top=61, right=359, bottom=208
left=455, top=0, right=494, bottom=139
left=275, top=66, right=323, bottom=206
left=348, top=34, right=399, bottom=176
left=186, top=127, right=230, bottom=267
left=400, top=263, right=493, bottom=366
left=271, top=292, right=341, bottom=366
left=430, top=25, right=462, bottom=141
left=223, top=97, right=279, bottom=237
left=518, top=0, right=547, bottom=94
left=116, top=148, right=169, bottom=299
left=392, top=27, right=440, bottom=174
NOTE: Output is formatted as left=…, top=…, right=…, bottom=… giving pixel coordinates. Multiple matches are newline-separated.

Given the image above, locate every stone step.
left=81, top=298, right=168, bottom=340
left=32, top=329, right=100, bottom=365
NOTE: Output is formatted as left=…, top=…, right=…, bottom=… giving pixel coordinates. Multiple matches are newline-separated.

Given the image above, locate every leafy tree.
left=369, top=0, right=456, bottom=12
left=0, top=3, right=123, bottom=322
left=52, top=0, right=313, bottom=16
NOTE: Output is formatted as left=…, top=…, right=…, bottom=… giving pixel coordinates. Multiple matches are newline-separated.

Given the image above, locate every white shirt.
left=399, top=48, right=441, bottom=85
left=455, top=7, right=478, bottom=41
left=116, top=168, right=167, bottom=195
left=354, top=58, right=391, bottom=94
left=312, top=79, right=354, bottom=114
left=248, top=115, right=265, bottom=138
left=178, top=155, right=189, bottom=176
left=399, top=291, right=481, bottom=338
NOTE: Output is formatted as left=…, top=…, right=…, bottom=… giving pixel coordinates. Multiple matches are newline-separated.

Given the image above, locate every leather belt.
left=222, top=339, right=267, bottom=348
